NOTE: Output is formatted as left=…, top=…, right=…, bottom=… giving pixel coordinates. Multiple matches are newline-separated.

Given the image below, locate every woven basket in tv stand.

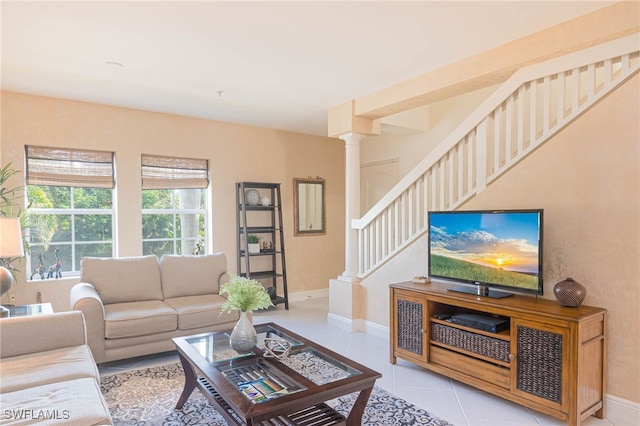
left=389, top=281, right=606, bottom=426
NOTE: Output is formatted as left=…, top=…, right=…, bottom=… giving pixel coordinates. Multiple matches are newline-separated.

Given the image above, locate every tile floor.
left=98, top=297, right=613, bottom=426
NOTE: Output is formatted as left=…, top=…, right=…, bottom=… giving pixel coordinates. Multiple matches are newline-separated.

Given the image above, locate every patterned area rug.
left=101, top=362, right=455, bottom=425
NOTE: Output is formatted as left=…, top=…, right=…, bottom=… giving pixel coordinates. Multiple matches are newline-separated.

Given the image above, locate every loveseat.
left=0, top=311, right=113, bottom=425
left=70, top=253, right=239, bottom=364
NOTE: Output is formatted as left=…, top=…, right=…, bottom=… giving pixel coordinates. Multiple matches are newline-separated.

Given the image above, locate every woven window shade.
left=26, top=146, right=115, bottom=188
left=141, top=154, right=209, bottom=189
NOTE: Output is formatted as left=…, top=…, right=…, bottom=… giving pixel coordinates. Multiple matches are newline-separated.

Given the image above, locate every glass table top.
left=278, top=347, right=362, bottom=385
left=185, top=333, right=252, bottom=363
left=185, top=324, right=305, bottom=364
left=183, top=323, right=364, bottom=404
left=255, top=324, right=304, bottom=348
left=217, top=357, right=306, bottom=404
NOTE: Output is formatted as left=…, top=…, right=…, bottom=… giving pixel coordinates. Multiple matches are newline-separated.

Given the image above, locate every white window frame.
left=24, top=145, right=116, bottom=280
left=26, top=186, right=115, bottom=279
left=141, top=188, right=207, bottom=256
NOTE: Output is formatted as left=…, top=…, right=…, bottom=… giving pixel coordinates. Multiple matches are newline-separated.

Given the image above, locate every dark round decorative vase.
left=553, top=277, right=586, bottom=307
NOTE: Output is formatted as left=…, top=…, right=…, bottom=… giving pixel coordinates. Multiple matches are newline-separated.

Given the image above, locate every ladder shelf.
left=236, top=182, right=289, bottom=310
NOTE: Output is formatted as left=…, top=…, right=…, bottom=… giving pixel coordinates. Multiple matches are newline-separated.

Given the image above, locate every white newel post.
left=338, top=132, right=364, bottom=282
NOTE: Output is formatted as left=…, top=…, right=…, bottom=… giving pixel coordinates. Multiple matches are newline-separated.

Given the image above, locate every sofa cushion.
left=164, top=294, right=240, bottom=330
left=160, top=253, right=227, bottom=299
left=80, top=255, right=162, bottom=304
left=0, top=345, right=99, bottom=394
left=104, top=301, right=177, bottom=339
left=0, top=311, right=86, bottom=359
left=0, top=378, right=112, bottom=425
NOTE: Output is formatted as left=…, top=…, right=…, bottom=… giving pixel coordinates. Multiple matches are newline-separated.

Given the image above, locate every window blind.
left=141, top=154, right=209, bottom=189
left=25, top=145, right=115, bottom=188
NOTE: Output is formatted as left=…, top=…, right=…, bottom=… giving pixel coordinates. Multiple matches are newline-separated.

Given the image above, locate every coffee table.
left=172, top=322, right=381, bottom=426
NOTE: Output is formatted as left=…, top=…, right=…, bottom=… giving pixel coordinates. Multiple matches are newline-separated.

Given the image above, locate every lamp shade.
left=0, top=217, right=25, bottom=258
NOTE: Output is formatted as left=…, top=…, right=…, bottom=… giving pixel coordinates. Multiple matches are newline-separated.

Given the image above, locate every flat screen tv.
left=428, top=209, right=543, bottom=298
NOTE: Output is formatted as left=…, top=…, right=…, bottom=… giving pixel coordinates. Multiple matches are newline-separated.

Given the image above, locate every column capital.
left=339, top=132, right=366, bottom=145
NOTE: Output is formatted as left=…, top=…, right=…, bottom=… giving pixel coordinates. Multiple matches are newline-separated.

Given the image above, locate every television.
left=428, top=209, right=543, bottom=299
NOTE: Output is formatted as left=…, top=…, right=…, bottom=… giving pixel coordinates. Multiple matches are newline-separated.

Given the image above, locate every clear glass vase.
left=229, top=311, right=257, bottom=354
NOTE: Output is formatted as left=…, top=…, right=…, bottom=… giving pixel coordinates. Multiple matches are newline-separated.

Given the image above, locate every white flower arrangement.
left=220, top=275, right=274, bottom=313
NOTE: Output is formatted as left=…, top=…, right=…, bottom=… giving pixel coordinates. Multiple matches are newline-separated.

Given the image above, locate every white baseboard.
left=326, top=313, right=639, bottom=425
left=327, top=313, right=352, bottom=331
left=287, top=288, right=329, bottom=302
left=326, top=313, right=390, bottom=340
left=360, top=320, right=389, bottom=340
left=604, top=394, right=640, bottom=425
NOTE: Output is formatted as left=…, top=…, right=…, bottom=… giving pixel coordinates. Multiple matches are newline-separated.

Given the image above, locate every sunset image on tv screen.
left=429, top=212, right=540, bottom=290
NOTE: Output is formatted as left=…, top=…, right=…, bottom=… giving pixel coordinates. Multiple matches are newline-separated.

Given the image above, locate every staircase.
left=352, top=36, right=639, bottom=279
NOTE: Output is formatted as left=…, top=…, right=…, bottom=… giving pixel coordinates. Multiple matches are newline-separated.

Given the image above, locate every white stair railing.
left=353, top=36, right=639, bottom=278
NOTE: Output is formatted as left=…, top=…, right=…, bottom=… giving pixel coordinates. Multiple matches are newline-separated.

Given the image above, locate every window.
left=141, top=154, right=209, bottom=257
left=25, top=146, right=115, bottom=279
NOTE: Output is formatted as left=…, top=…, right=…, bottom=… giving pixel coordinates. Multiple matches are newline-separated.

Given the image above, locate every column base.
left=337, top=273, right=361, bottom=283
left=329, top=278, right=365, bottom=324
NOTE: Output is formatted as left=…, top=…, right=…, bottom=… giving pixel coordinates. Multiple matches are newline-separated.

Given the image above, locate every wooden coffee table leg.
left=175, top=352, right=197, bottom=409
left=345, top=386, right=373, bottom=426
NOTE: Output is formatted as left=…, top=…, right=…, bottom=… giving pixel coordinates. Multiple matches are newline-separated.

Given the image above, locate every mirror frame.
left=293, top=177, right=326, bottom=236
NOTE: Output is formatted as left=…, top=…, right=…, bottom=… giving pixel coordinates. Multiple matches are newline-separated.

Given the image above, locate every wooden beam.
left=328, top=100, right=381, bottom=138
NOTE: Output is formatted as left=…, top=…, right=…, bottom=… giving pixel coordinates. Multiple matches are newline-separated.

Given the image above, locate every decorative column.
left=338, top=132, right=364, bottom=282
left=327, top=101, right=378, bottom=328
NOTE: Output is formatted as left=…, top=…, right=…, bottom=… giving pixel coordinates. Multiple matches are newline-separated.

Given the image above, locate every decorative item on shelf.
left=553, top=277, right=587, bottom=307
left=220, top=275, right=275, bottom=353
left=247, top=234, right=260, bottom=254
left=263, top=338, right=292, bottom=359
left=0, top=217, right=25, bottom=317
left=261, top=195, right=270, bottom=207
left=192, top=240, right=203, bottom=255
left=245, top=189, right=260, bottom=206
left=412, top=276, right=431, bottom=284
left=30, top=252, right=46, bottom=280
left=45, top=248, right=62, bottom=279
left=261, top=240, right=275, bottom=252
left=266, top=286, right=276, bottom=301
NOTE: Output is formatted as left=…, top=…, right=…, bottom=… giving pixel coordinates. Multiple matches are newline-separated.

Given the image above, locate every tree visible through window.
left=142, top=188, right=205, bottom=256
left=25, top=146, right=115, bottom=279
left=27, top=187, right=113, bottom=278
left=141, top=155, right=209, bottom=257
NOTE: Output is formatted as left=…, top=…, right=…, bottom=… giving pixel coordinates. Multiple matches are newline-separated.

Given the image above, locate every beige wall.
left=464, top=75, right=639, bottom=403
left=2, top=72, right=637, bottom=403
left=361, top=85, right=497, bottom=182
left=362, top=74, right=640, bottom=403
left=0, top=91, right=345, bottom=310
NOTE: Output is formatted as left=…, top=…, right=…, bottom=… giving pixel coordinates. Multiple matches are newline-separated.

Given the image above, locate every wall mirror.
left=293, top=177, right=326, bottom=236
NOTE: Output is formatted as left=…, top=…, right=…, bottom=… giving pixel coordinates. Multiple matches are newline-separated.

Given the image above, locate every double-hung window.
left=141, top=154, right=209, bottom=257
left=25, top=146, right=115, bottom=279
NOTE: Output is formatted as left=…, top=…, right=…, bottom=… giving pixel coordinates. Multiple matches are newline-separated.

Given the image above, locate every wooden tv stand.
left=390, top=281, right=606, bottom=426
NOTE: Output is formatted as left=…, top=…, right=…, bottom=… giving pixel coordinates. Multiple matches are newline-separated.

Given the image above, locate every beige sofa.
left=0, top=311, right=113, bottom=425
left=70, top=254, right=239, bottom=364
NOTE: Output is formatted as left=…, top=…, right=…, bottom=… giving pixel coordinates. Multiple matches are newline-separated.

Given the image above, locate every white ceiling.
left=1, top=1, right=615, bottom=136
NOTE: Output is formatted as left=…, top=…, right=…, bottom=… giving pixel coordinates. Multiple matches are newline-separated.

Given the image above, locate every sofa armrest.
left=218, top=272, right=230, bottom=293
left=70, top=283, right=107, bottom=363
left=0, top=311, right=86, bottom=359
